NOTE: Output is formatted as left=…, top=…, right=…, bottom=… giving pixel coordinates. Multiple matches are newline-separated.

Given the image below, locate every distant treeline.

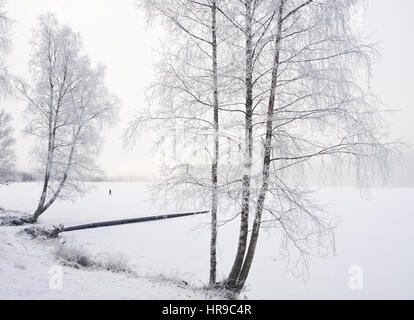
left=3, top=170, right=149, bottom=183
left=6, top=171, right=38, bottom=182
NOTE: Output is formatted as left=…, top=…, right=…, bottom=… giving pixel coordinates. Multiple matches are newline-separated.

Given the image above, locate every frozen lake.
left=1, top=182, right=413, bottom=299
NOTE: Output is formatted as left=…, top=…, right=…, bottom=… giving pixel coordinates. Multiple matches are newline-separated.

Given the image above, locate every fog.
left=3, top=0, right=414, bottom=185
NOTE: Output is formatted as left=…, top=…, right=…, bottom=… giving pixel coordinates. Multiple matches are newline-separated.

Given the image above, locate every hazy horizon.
left=2, top=0, right=414, bottom=185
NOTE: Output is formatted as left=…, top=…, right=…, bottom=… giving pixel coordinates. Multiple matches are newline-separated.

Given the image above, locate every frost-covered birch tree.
left=17, top=14, right=118, bottom=222
left=0, top=0, right=14, bottom=184
left=129, top=0, right=234, bottom=285
left=0, top=109, right=14, bottom=184
left=220, top=0, right=397, bottom=292
left=0, top=0, right=10, bottom=96
left=130, top=0, right=397, bottom=292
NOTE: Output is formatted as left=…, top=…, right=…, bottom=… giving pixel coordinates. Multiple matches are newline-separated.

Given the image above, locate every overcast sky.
left=3, top=0, right=414, bottom=183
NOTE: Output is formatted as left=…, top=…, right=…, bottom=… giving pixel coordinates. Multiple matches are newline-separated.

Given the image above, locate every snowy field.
left=1, top=182, right=414, bottom=299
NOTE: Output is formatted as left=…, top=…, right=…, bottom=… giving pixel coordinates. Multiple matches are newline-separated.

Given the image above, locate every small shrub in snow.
left=18, top=225, right=63, bottom=239
left=98, top=255, right=133, bottom=274
left=0, top=215, right=34, bottom=226
left=56, top=244, right=135, bottom=275
left=56, top=244, right=93, bottom=268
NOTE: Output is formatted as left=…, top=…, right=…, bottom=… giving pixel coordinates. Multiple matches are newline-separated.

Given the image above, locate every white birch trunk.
left=233, top=0, right=286, bottom=291
left=226, top=0, right=254, bottom=287
left=210, top=0, right=219, bottom=286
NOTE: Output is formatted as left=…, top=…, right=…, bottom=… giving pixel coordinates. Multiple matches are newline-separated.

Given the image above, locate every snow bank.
left=0, top=223, right=212, bottom=299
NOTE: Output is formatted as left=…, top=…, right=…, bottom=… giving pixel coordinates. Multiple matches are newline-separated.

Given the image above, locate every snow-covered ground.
left=1, top=182, right=413, bottom=299
left=0, top=225, right=211, bottom=300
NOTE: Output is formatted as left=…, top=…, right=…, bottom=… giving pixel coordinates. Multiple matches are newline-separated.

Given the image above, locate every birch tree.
left=221, top=0, right=397, bottom=291
left=17, top=14, right=118, bottom=222
left=0, top=0, right=10, bottom=97
left=0, top=0, right=14, bottom=184
left=130, top=0, right=397, bottom=292
left=0, top=109, right=14, bottom=183
left=129, top=0, right=232, bottom=285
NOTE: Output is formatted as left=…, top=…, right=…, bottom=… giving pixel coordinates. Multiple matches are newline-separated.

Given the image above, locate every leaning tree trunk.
left=232, top=0, right=286, bottom=292
left=226, top=0, right=254, bottom=288
left=32, top=126, right=79, bottom=222
left=32, top=106, right=55, bottom=222
left=209, top=0, right=220, bottom=286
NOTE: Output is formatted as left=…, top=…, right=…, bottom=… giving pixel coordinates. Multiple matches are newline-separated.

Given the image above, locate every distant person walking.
left=109, top=189, right=112, bottom=196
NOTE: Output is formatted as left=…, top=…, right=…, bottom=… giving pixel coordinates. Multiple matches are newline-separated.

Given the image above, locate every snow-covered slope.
left=0, top=223, right=212, bottom=300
